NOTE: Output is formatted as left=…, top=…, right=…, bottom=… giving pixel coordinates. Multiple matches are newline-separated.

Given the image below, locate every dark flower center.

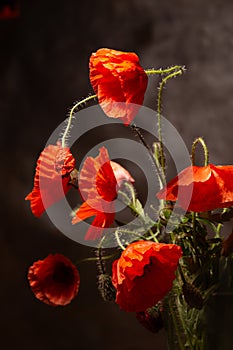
left=52, top=262, right=75, bottom=284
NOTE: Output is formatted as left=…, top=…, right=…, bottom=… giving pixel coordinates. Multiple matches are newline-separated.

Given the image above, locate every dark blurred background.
left=1, top=0, right=233, bottom=349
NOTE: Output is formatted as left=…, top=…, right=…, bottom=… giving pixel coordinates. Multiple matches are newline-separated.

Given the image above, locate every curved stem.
left=191, top=137, right=209, bottom=166
left=145, top=65, right=185, bottom=76
left=61, top=94, right=97, bottom=148
left=147, top=228, right=159, bottom=242
left=115, top=229, right=126, bottom=250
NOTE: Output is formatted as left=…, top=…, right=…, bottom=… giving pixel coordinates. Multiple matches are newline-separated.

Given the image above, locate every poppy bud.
left=97, top=274, right=116, bottom=302
left=136, top=303, right=164, bottom=333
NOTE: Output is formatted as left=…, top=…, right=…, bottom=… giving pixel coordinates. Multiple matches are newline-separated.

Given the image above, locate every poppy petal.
left=74, top=147, right=134, bottom=240
left=156, top=164, right=233, bottom=212
left=28, top=254, right=80, bottom=306
left=79, top=147, right=117, bottom=202
left=25, top=144, right=76, bottom=217
left=89, top=48, right=148, bottom=125
left=112, top=241, right=182, bottom=312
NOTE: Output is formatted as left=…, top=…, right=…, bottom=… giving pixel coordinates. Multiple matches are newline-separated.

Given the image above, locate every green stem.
left=215, top=223, right=222, bottom=238
left=96, top=236, right=107, bottom=274
left=157, top=67, right=185, bottom=174
left=115, top=229, right=126, bottom=250
left=191, top=137, right=209, bottom=166
left=75, top=254, right=117, bottom=265
left=177, top=306, right=194, bottom=349
left=145, top=66, right=185, bottom=76
left=130, top=124, right=166, bottom=187
left=168, top=297, right=186, bottom=350
left=61, top=94, right=97, bottom=148
left=147, top=228, right=159, bottom=242
left=116, top=228, right=144, bottom=238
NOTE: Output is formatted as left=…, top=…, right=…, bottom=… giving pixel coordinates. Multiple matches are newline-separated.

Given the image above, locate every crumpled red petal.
left=79, top=147, right=117, bottom=202
left=72, top=201, right=115, bottom=240
left=25, top=144, right=76, bottom=217
left=73, top=147, right=134, bottom=240
left=112, top=241, right=182, bottom=312
left=89, top=48, right=148, bottom=125
left=156, top=164, right=233, bottom=212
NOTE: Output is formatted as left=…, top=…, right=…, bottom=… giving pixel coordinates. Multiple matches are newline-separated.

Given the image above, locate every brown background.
left=1, top=0, right=233, bottom=349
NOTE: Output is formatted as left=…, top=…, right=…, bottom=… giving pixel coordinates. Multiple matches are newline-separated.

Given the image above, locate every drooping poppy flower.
left=156, top=164, right=233, bottom=212
left=72, top=147, right=134, bottom=240
left=89, top=48, right=148, bottom=125
left=112, top=241, right=182, bottom=312
left=28, top=254, right=80, bottom=306
left=25, top=143, right=76, bottom=217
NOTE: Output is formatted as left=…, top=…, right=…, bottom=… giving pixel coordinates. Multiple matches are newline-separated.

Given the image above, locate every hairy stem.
left=191, top=137, right=209, bottom=166
left=157, top=67, right=185, bottom=174
left=61, top=94, right=97, bottom=148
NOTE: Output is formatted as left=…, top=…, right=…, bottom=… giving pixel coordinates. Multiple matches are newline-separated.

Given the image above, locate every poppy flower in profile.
left=156, top=164, right=233, bottom=212
left=25, top=144, right=76, bottom=217
left=112, top=241, right=182, bottom=312
left=28, top=254, right=80, bottom=306
left=72, top=147, right=134, bottom=240
left=89, top=48, right=148, bottom=126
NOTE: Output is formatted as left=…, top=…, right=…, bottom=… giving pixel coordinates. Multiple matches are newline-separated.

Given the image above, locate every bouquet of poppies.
left=26, top=48, right=233, bottom=349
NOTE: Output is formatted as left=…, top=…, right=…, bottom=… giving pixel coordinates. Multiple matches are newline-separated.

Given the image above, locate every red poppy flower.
left=25, top=144, right=76, bottom=217
left=72, top=147, right=134, bottom=240
left=28, top=254, right=80, bottom=306
left=112, top=241, right=182, bottom=312
left=89, top=48, right=148, bottom=126
left=156, top=164, right=233, bottom=212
